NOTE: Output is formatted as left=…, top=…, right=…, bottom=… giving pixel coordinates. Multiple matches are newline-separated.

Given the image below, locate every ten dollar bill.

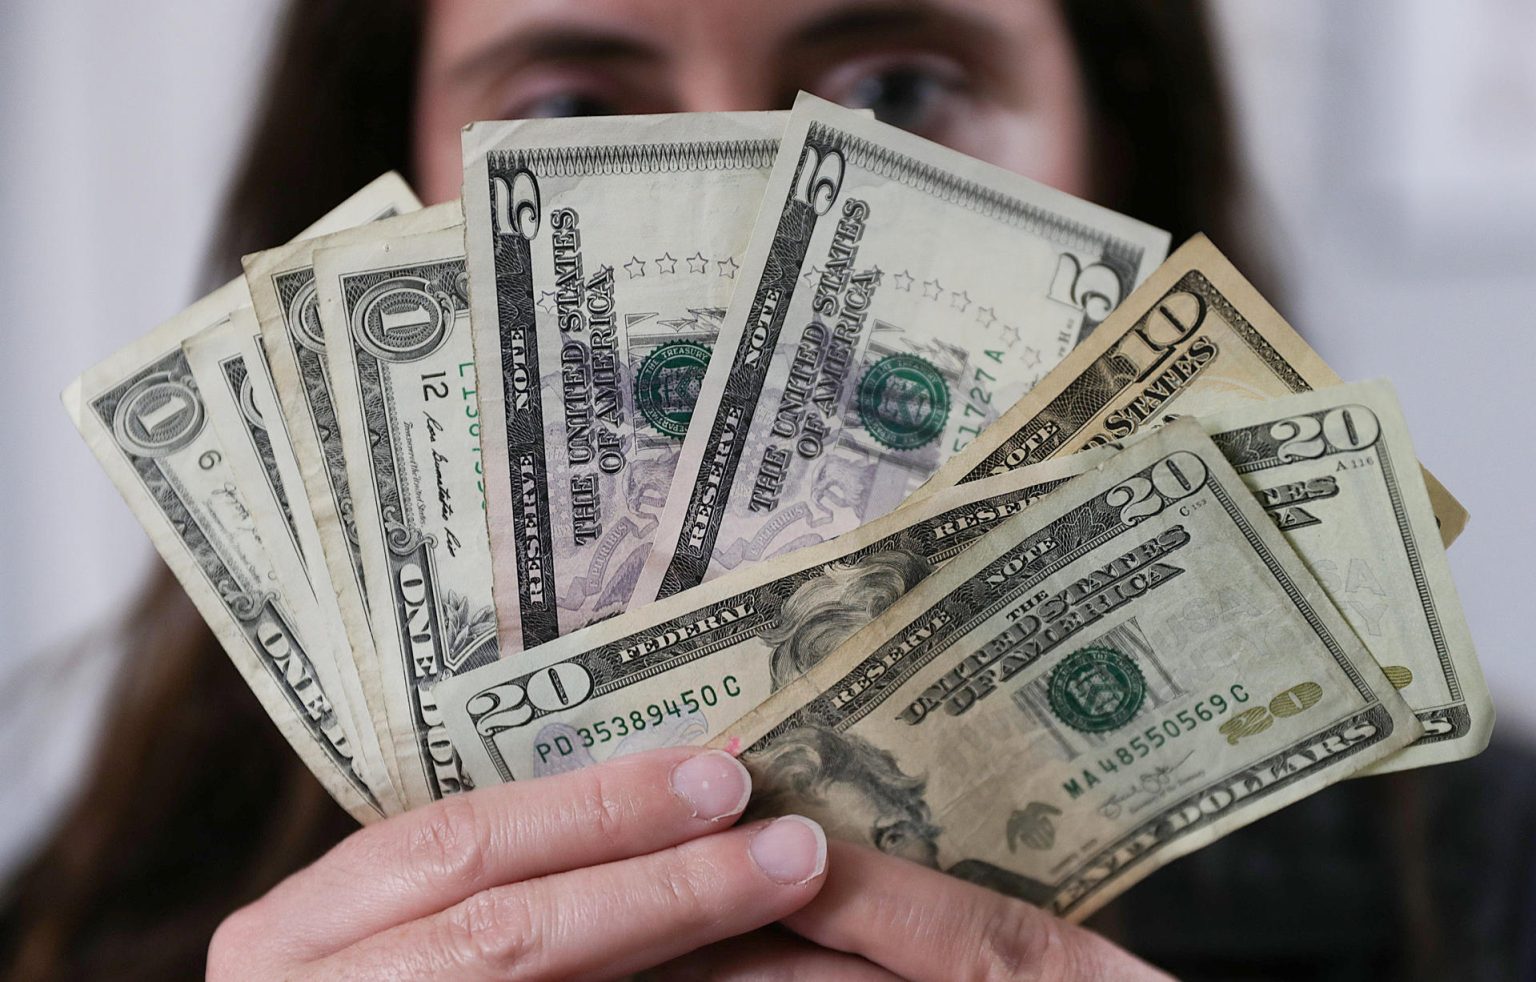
left=918, top=235, right=1469, bottom=546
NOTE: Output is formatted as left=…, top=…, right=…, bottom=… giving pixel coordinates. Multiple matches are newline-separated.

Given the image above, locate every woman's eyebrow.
left=784, top=0, right=997, bottom=52
left=448, top=26, right=662, bottom=83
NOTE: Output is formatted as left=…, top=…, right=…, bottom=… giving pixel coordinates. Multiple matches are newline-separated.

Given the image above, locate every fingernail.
left=749, top=816, right=827, bottom=885
left=670, top=750, right=751, bottom=822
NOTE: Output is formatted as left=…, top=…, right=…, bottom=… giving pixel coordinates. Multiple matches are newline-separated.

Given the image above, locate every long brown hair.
left=0, top=2, right=1266, bottom=977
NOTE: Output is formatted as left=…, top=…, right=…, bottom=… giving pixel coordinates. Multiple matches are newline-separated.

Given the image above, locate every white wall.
left=0, top=0, right=283, bottom=873
left=0, top=0, right=283, bottom=664
left=1214, top=0, right=1536, bottom=739
left=1, top=0, right=1531, bottom=738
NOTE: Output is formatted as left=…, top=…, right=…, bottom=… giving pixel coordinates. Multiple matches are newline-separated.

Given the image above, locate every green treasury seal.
left=636, top=341, right=711, bottom=440
left=1047, top=646, right=1146, bottom=734
left=856, top=353, right=949, bottom=450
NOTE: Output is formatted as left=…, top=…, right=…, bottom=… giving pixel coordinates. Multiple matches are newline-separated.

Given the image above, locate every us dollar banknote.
left=182, top=311, right=394, bottom=808
left=235, top=320, right=407, bottom=806
left=316, top=223, right=500, bottom=808
left=716, top=420, right=1420, bottom=922
left=919, top=235, right=1470, bottom=547
left=633, top=93, right=1171, bottom=603
left=65, top=281, right=382, bottom=822
left=184, top=316, right=310, bottom=571
left=61, top=174, right=425, bottom=819
left=1195, top=381, right=1490, bottom=772
left=245, top=199, right=458, bottom=796
left=233, top=318, right=337, bottom=590
left=462, top=111, right=785, bottom=651
left=434, top=448, right=1115, bottom=784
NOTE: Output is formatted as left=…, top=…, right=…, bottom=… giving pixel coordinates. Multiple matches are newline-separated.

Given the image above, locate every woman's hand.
left=207, top=748, right=835, bottom=980
left=660, top=840, right=1173, bottom=981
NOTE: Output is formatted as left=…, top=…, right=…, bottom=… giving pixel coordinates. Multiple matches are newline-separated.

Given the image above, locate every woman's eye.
left=848, top=69, right=942, bottom=128
left=516, top=91, right=618, bottom=119
left=819, top=57, right=967, bottom=135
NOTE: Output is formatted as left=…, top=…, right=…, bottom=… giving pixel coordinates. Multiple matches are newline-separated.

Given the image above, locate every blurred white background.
left=0, top=0, right=1532, bottom=850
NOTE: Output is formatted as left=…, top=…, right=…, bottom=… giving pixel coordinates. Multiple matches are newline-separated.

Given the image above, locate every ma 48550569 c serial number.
left=1109, top=687, right=1250, bottom=763
left=1063, top=686, right=1252, bottom=800
left=536, top=676, right=743, bottom=763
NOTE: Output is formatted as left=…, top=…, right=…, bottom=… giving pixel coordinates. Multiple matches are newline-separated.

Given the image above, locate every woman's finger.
left=645, top=926, right=903, bottom=981
left=232, top=748, right=752, bottom=960
left=782, top=840, right=1172, bottom=982
left=315, top=816, right=829, bottom=981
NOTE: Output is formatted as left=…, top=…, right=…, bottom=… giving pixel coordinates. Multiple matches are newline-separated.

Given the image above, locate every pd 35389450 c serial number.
left=535, top=675, right=744, bottom=763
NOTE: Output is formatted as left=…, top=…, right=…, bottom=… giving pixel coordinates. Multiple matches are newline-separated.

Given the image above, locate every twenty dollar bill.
left=1198, top=380, right=1490, bottom=771
left=435, top=449, right=1115, bottom=783
left=718, top=420, right=1419, bottom=921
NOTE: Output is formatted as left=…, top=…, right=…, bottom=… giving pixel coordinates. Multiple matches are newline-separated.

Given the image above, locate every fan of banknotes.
left=66, top=93, right=1489, bottom=921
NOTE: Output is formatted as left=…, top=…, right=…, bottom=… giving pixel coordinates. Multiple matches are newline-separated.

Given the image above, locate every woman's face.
left=414, top=0, right=1091, bottom=204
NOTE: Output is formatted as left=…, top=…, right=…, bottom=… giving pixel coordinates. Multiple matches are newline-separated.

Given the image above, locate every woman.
left=5, top=1, right=1532, bottom=978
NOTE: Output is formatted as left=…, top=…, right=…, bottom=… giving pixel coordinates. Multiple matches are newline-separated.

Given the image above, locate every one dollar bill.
left=718, top=419, right=1419, bottom=921
left=1196, top=380, right=1490, bottom=772
left=316, top=222, right=501, bottom=809
left=182, top=311, right=392, bottom=807
left=634, top=93, right=1171, bottom=602
left=65, top=282, right=381, bottom=822
left=462, top=111, right=785, bottom=651
left=435, top=449, right=1115, bottom=784
left=245, top=199, right=458, bottom=801
left=64, top=174, right=425, bottom=820
left=918, top=235, right=1469, bottom=546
